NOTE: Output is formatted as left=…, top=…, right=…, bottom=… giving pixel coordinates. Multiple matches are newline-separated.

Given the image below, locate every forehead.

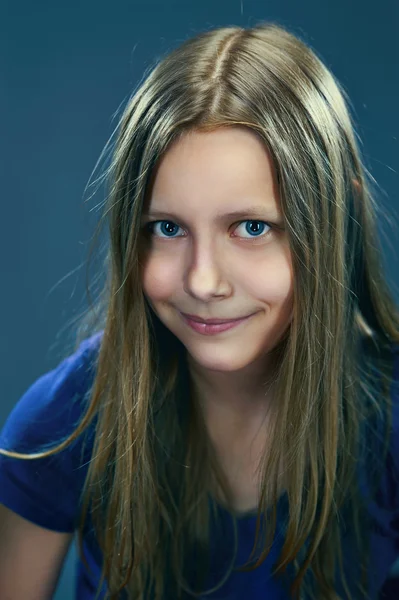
left=147, top=127, right=281, bottom=214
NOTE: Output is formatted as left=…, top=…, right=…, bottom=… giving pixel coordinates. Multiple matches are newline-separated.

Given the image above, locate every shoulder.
left=389, top=343, right=399, bottom=471
left=367, top=343, right=399, bottom=512
left=0, top=332, right=103, bottom=532
left=0, top=331, right=103, bottom=454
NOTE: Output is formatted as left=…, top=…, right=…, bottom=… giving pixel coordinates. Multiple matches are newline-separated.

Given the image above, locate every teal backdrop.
left=1, top=1, right=398, bottom=598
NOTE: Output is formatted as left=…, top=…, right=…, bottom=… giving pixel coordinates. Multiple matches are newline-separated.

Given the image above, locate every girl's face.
left=140, top=126, right=294, bottom=375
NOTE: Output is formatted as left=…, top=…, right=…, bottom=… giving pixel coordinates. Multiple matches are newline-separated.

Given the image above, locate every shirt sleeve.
left=389, top=345, right=399, bottom=538
left=372, top=344, right=399, bottom=545
left=0, top=333, right=101, bottom=533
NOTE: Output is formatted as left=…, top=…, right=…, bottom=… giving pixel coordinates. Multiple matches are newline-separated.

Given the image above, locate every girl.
left=0, top=21, right=399, bottom=600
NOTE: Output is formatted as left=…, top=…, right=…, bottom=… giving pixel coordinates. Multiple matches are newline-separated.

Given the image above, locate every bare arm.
left=0, top=503, right=73, bottom=600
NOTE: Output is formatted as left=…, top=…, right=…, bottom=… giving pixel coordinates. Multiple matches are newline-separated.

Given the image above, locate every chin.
left=186, top=347, right=259, bottom=373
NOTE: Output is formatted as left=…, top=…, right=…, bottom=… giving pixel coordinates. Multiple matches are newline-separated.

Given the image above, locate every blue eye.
left=235, top=220, right=271, bottom=238
left=144, top=219, right=273, bottom=239
left=146, top=220, right=184, bottom=238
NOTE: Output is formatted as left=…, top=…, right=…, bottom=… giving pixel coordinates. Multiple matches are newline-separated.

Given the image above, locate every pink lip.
left=180, top=312, right=255, bottom=335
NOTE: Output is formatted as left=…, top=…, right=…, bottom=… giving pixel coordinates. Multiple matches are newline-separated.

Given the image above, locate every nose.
left=183, top=238, right=232, bottom=302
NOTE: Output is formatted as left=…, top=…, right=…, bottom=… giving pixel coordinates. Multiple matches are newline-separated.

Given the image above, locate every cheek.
left=141, top=254, right=181, bottom=301
left=242, top=251, right=294, bottom=303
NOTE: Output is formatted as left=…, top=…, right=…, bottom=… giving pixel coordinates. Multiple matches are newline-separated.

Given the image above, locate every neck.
left=186, top=352, right=278, bottom=424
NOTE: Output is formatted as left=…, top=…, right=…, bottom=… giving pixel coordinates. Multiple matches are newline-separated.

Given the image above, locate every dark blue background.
left=2, top=1, right=398, bottom=598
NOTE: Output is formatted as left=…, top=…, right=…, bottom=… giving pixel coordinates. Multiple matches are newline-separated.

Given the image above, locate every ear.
left=352, top=178, right=362, bottom=194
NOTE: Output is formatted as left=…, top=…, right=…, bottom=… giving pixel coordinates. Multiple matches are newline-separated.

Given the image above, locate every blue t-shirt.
left=0, top=332, right=398, bottom=599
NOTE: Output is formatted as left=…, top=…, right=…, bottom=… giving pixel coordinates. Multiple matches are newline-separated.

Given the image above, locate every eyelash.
left=144, top=220, right=275, bottom=240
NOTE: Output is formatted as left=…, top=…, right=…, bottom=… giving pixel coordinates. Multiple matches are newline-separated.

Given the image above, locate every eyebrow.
left=142, top=205, right=281, bottom=221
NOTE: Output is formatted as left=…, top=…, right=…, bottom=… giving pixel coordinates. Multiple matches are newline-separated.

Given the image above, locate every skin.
left=140, top=126, right=294, bottom=508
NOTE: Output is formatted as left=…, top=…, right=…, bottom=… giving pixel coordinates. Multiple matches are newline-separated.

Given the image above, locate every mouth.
left=179, top=312, right=256, bottom=335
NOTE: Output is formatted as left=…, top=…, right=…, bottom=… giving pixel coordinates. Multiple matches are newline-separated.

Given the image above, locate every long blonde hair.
left=2, top=21, right=399, bottom=599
